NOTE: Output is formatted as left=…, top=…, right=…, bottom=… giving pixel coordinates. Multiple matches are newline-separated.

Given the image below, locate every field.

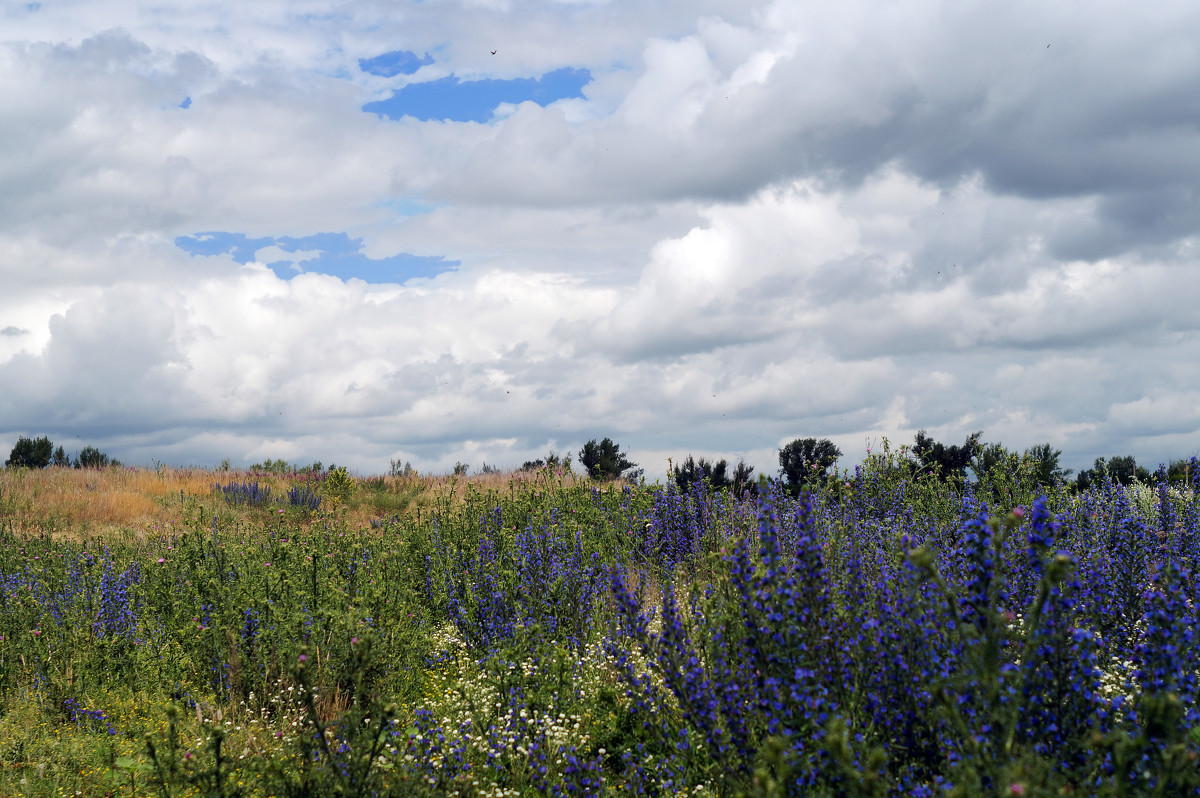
left=0, top=450, right=1197, bottom=797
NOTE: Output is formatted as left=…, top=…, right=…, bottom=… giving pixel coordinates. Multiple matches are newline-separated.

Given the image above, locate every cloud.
left=1, top=1, right=1198, bottom=479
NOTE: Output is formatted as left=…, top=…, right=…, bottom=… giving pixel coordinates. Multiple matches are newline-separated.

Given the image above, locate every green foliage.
left=1166, top=458, right=1193, bottom=485
left=1022, top=442, right=1071, bottom=485
left=6, top=435, right=54, bottom=469
left=323, top=465, right=356, bottom=506
left=520, top=449, right=573, bottom=472
left=2, top=457, right=1198, bottom=795
left=778, top=437, right=841, bottom=492
left=1075, top=455, right=1152, bottom=490
left=452, top=461, right=469, bottom=476
left=973, top=441, right=1018, bottom=477
left=248, top=457, right=294, bottom=475
left=672, top=454, right=755, bottom=494
left=973, top=441, right=1072, bottom=508
left=578, top=437, right=639, bottom=481
left=912, top=429, right=982, bottom=482
left=75, top=445, right=116, bottom=469
left=247, top=458, right=325, bottom=475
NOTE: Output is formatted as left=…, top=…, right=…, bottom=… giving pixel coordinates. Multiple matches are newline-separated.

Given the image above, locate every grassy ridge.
left=0, top=456, right=1197, bottom=796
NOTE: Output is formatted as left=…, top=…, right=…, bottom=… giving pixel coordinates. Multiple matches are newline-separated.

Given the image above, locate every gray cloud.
left=1, top=1, right=1198, bottom=479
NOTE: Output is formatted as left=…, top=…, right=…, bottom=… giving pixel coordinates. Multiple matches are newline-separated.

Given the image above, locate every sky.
left=1, top=0, right=1199, bottom=480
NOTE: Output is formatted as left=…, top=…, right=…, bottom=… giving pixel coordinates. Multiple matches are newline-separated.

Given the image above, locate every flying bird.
left=490, top=50, right=497, bottom=55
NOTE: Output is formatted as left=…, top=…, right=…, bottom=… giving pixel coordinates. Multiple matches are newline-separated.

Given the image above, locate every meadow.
left=0, top=447, right=1197, bottom=797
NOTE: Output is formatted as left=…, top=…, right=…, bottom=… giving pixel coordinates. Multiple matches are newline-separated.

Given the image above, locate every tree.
left=250, top=458, right=294, bottom=475
left=778, top=438, right=841, bottom=493
left=1076, top=456, right=1150, bottom=490
left=672, top=455, right=757, bottom=495
left=75, top=446, right=111, bottom=469
left=5, top=435, right=53, bottom=469
left=912, top=429, right=982, bottom=482
left=730, top=460, right=756, bottom=495
left=578, top=438, right=639, bottom=481
left=51, top=446, right=70, bottom=467
left=520, top=450, right=573, bottom=472
left=1107, top=455, right=1150, bottom=485
left=1166, top=457, right=1196, bottom=486
left=388, top=458, right=415, bottom=477
left=972, top=442, right=1013, bottom=478
left=673, top=455, right=728, bottom=491
left=1023, top=443, right=1071, bottom=485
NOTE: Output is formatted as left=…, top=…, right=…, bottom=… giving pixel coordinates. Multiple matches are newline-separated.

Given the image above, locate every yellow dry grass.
left=0, top=464, right=616, bottom=540
left=0, top=465, right=218, bottom=538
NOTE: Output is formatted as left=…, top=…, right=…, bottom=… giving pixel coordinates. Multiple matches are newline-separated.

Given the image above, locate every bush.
left=324, top=466, right=356, bottom=505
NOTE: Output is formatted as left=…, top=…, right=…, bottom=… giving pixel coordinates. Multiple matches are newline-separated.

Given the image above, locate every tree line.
left=534, top=431, right=1182, bottom=496
left=7, top=430, right=1191, bottom=493
left=4, top=435, right=119, bottom=470
left=656, top=430, right=1185, bottom=496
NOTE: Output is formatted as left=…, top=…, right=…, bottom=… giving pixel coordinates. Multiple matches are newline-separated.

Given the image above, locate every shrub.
left=324, top=466, right=356, bottom=505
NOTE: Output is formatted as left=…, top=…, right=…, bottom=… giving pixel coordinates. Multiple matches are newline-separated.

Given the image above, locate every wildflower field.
left=0, top=449, right=1198, bottom=797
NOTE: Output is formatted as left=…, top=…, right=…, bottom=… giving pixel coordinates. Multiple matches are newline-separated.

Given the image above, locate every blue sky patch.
left=179, top=96, right=192, bottom=109
left=363, top=67, right=591, bottom=123
left=175, top=231, right=458, bottom=284
left=359, top=50, right=434, bottom=77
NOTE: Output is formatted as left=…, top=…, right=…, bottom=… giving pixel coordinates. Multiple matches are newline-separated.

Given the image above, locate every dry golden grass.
left=0, top=465, right=220, bottom=538
left=0, top=464, right=616, bottom=540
